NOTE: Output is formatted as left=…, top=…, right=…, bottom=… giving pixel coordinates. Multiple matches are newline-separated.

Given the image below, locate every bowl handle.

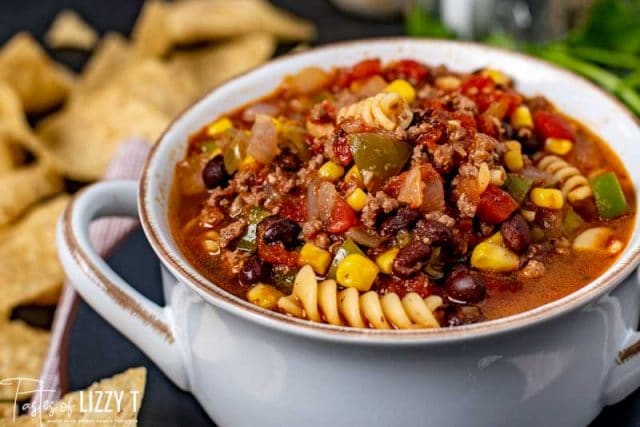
left=602, top=269, right=640, bottom=405
left=56, top=180, right=188, bottom=390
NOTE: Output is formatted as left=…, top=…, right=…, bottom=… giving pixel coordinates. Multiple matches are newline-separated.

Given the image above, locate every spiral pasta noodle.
left=277, top=265, right=442, bottom=329
left=337, top=92, right=413, bottom=131
left=537, top=155, right=593, bottom=203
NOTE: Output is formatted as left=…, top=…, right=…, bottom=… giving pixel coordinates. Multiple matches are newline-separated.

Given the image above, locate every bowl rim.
left=139, top=37, right=640, bottom=345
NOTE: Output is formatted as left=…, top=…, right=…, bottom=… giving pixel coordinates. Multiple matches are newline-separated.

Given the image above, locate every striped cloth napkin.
left=32, top=139, right=151, bottom=407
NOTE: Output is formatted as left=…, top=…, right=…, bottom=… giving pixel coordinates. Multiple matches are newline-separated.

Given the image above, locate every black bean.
left=392, top=241, right=432, bottom=278
left=517, top=129, right=543, bottom=154
left=379, top=207, right=421, bottom=237
left=447, top=305, right=483, bottom=327
left=202, top=156, right=230, bottom=189
left=274, top=150, right=302, bottom=172
left=263, top=218, right=301, bottom=250
left=239, top=257, right=270, bottom=286
left=415, top=220, right=453, bottom=247
left=444, top=266, right=486, bottom=304
left=500, top=214, right=531, bottom=254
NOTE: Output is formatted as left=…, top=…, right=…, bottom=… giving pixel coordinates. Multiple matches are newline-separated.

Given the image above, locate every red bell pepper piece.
left=475, top=185, right=518, bottom=224
left=385, top=59, right=429, bottom=83
left=327, top=199, right=357, bottom=234
left=335, top=59, right=382, bottom=88
left=533, top=111, right=575, bottom=142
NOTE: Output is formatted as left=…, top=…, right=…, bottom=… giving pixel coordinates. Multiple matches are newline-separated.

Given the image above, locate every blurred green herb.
left=405, top=5, right=455, bottom=39
left=406, top=0, right=640, bottom=116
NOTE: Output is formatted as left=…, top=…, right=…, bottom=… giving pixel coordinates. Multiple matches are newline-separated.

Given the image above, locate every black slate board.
left=0, top=0, right=637, bottom=424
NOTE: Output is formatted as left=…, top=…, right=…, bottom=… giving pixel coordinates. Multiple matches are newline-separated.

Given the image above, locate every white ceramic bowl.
left=58, top=39, right=640, bottom=427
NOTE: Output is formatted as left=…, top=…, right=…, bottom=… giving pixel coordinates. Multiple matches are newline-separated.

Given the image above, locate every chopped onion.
left=283, top=67, right=333, bottom=96
left=317, top=181, right=338, bottom=223
left=353, top=75, right=387, bottom=98
left=422, top=175, right=445, bottom=212
left=307, top=180, right=321, bottom=220
left=247, top=114, right=278, bottom=165
left=345, top=226, right=383, bottom=248
left=242, top=103, right=279, bottom=122
left=522, top=165, right=558, bottom=187
left=398, top=167, right=423, bottom=208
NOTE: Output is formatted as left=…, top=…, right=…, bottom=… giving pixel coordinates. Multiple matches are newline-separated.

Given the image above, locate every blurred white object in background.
left=331, top=0, right=407, bottom=18
left=440, top=0, right=495, bottom=39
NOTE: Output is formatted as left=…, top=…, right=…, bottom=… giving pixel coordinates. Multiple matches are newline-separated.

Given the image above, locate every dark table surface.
left=1, top=0, right=638, bottom=425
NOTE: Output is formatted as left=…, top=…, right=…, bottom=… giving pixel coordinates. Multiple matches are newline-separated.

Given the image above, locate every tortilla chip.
left=131, top=1, right=172, bottom=57
left=0, top=195, right=69, bottom=319
left=45, top=9, right=98, bottom=51
left=133, top=0, right=314, bottom=57
left=73, top=33, right=135, bottom=98
left=170, top=32, right=276, bottom=94
left=0, top=162, right=63, bottom=226
left=0, top=403, right=15, bottom=419
left=37, top=88, right=170, bottom=181
left=100, top=58, right=199, bottom=116
left=0, top=142, right=15, bottom=175
left=0, top=368, right=147, bottom=426
left=0, top=321, right=50, bottom=401
left=0, top=33, right=74, bottom=113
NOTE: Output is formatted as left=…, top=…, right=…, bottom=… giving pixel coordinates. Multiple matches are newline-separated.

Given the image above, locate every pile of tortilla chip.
left=0, top=0, right=314, bottom=416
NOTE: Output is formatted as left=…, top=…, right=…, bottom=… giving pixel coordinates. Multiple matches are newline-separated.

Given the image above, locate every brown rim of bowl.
left=139, top=38, right=640, bottom=344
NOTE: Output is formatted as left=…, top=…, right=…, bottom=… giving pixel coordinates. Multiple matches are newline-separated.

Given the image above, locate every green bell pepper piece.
left=236, top=207, right=271, bottom=252
left=503, top=174, right=533, bottom=204
left=591, top=172, right=628, bottom=219
left=347, top=133, right=411, bottom=191
left=223, top=136, right=248, bottom=174
left=562, top=207, right=584, bottom=236
left=327, top=238, right=366, bottom=279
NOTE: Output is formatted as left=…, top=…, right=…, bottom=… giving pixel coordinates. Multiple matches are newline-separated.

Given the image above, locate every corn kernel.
left=471, top=242, right=520, bottom=272
left=318, top=161, right=344, bottom=181
left=346, top=188, right=367, bottom=211
left=544, top=138, right=573, bottom=155
left=299, top=243, right=331, bottom=275
left=485, top=232, right=503, bottom=246
left=384, top=79, right=416, bottom=103
left=483, top=69, right=510, bottom=86
left=530, top=188, right=564, bottom=209
left=434, top=76, right=461, bottom=91
left=376, top=248, right=399, bottom=274
left=271, top=117, right=282, bottom=133
left=336, top=254, right=379, bottom=291
left=207, top=117, right=232, bottom=136
left=344, top=165, right=363, bottom=187
left=238, top=155, right=258, bottom=171
left=510, top=105, right=533, bottom=129
left=247, top=284, right=284, bottom=310
left=504, top=140, right=523, bottom=172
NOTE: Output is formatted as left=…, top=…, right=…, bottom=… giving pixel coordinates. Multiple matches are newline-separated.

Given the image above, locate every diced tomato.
left=335, top=59, right=382, bottom=88
left=475, top=89, right=522, bottom=115
left=475, top=185, right=518, bottom=224
left=385, top=59, right=429, bottom=84
left=327, top=199, right=357, bottom=234
left=332, top=132, right=353, bottom=165
left=415, top=126, right=444, bottom=149
left=279, top=196, right=307, bottom=223
left=461, top=75, right=494, bottom=95
left=452, top=111, right=477, bottom=139
left=383, top=174, right=405, bottom=198
left=257, top=240, right=298, bottom=267
left=375, top=274, right=430, bottom=298
left=533, top=111, right=575, bottom=142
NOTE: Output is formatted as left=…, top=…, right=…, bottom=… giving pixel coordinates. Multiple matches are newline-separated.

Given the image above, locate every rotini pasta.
left=337, top=92, right=413, bottom=131
left=277, top=265, right=442, bottom=329
left=537, top=155, right=593, bottom=203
